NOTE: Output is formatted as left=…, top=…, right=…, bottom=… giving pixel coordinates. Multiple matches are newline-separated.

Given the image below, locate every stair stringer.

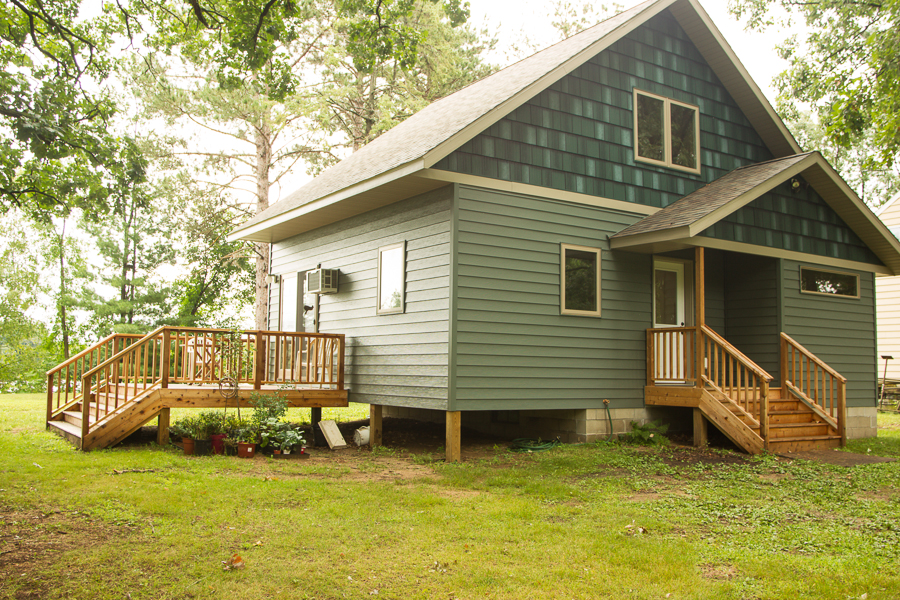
left=698, top=388, right=765, bottom=454
left=81, top=388, right=165, bottom=451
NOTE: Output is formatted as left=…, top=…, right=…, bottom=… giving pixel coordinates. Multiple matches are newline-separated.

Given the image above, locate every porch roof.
left=610, top=152, right=900, bottom=276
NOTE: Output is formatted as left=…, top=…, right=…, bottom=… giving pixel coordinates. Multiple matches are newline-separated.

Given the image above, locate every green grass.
left=2, top=394, right=899, bottom=599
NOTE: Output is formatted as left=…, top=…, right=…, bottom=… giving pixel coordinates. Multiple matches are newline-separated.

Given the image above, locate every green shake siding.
left=270, top=188, right=453, bottom=410
left=780, top=260, right=876, bottom=408
left=452, top=185, right=651, bottom=411
left=433, top=11, right=772, bottom=209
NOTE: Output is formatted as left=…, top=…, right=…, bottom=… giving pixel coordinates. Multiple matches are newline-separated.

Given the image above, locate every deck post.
left=157, top=408, right=171, bottom=446
left=81, top=374, right=91, bottom=442
left=46, top=373, right=54, bottom=426
left=369, top=404, right=383, bottom=446
left=692, top=408, right=707, bottom=447
left=161, top=329, right=171, bottom=389
left=311, top=407, right=326, bottom=446
left=694, top=247, right=705, bottom=389
left=254, top=335, right=266, bottom=390
left=446, top=411, right=462, bottom=462
left=837, top=380, right=847, bottom=446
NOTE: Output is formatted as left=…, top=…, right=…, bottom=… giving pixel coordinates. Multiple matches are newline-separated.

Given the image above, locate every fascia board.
left=227, top=159, right=426, bottom=242
left=687, top=154, right=817, bottom=236
left=692, top=236, right=892, bottom=276
left=670, top=0, right=801, bottom=157
left=422, top=0, right=677, bottom=169
left=609, top=226, right=693, bottom=249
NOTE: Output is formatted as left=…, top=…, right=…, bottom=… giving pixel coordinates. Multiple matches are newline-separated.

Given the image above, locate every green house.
left=230, top=0, right=900, bottom=458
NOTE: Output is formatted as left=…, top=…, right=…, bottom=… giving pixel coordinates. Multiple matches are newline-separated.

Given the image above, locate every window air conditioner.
left=306, top=269, right=339, bottom=294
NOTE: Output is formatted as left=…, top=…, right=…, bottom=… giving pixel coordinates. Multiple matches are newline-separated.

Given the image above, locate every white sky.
left=468, top=0, right=789, bottom=104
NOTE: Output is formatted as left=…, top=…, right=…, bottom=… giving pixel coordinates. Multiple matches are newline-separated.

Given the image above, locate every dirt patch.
left=699, top=563, right=738, bottom=581
left=0, top=507, right=133, bottom=599
left=779, top=449, right=897, bottom=467
left=661, top=446, right=755, bottom=467
left=628, top=492, right=661, bottom=502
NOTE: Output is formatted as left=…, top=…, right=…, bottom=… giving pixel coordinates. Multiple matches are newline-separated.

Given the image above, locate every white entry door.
left=653, top=259, right=688, bottom=382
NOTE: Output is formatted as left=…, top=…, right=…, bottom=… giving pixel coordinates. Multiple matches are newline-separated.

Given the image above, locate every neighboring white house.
left=877, top=197, right=900, bottom=381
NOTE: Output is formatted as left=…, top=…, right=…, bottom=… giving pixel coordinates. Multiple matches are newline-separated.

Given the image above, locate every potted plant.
left=169, top=417, right=196, bottom=455
left=192, top=412, right=217, bottom=456
left=275, top=427, right=305, bottom=455
left=234, top=424, right=258, bottom=458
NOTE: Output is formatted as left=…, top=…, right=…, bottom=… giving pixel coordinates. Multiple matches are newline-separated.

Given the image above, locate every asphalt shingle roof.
left=611, top=152, right=815, bottom=239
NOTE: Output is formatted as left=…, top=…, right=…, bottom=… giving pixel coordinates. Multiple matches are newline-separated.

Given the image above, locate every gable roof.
left=610, top=151, right=900, bottom=275
left=229, top=0, right=800, bottom=243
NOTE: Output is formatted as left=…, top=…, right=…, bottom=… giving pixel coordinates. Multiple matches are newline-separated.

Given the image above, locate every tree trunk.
left=254, top=119, right=272, bottom=332
left=57, top=219, right=70, bottom=359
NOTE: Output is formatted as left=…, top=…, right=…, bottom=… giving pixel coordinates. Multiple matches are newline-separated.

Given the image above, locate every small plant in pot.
left=275, top=427, right=305, bottom=455
left=234, top=424, right=258, bottom=458
left=169, top=416, right=196, bottom=455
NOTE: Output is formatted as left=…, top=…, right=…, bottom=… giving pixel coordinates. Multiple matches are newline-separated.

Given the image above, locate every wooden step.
left=767, top=435, right=842, bottom=453
left=768, top=410, right=820, bottom=425
left=768, top=422, right=831, bottom=438
left=48, top=419, right=83, bottom=447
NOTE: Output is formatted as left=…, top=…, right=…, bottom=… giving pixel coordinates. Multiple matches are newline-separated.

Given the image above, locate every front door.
left=653, top=259, right=690, bottom=382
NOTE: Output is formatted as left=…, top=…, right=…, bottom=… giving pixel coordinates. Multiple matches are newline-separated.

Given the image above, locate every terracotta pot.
left=211, top=433, right=227, bottom=455
left=182, top=437, right=195, bottom=456
left=237, top=442, right=256, bottom=458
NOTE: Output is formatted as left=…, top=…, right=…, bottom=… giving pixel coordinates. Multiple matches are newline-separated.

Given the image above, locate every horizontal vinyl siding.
left=453, top=185, right=651, bottom=411
left=724, top=255, right=780, bottom=378
left=782, top=260, right=876, bottom=408
left=876, top=204, right=900, bottom=378
left=271, top=187, right=452, bottom=410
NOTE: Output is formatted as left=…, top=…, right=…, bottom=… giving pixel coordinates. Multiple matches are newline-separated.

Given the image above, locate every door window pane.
left=655, top=269, right=678, bottom=325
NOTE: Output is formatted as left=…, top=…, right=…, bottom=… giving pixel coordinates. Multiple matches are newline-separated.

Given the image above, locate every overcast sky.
left=469, top=0, right=790, bottom=104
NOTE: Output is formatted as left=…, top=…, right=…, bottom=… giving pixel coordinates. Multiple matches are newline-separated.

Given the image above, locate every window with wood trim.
left=561, top=244, right=601, bottom=317
left=634, top=89, right=700, bottom=174
left=377, top=242, right=406, bottom=314
left=800, top=267, right=859, bottom=298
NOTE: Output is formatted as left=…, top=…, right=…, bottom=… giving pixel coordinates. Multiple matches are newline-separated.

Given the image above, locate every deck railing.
left=646, top=327, right=698, bottom=385
left=47, top=327, right=346, bottom=438
left=780, top=332, right=846, bottom=444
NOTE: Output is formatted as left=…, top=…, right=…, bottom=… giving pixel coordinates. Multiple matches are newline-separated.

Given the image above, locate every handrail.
left=780, top=332, right=846, bottom=445
left=698, top=325, right=772, bottom=435
left=646, top=326, right=698, bottom=385
left=701, top=325, right=772, bottom=381
left=45, top=333, right=144, bottom=423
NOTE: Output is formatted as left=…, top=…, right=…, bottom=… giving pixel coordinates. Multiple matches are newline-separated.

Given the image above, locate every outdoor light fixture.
left=265, top=274, right=280, bottom=284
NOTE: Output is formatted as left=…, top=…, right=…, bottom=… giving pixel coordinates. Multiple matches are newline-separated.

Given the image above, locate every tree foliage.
left=729, top=0, right=900, bottom=169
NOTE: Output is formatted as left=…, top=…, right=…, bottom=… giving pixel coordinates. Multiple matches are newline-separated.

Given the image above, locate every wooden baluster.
left=161, top=330, right=171, bottom=389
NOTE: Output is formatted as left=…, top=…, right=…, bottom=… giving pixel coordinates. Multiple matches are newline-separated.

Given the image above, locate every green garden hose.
left=509, top=438, right=561, bottom=452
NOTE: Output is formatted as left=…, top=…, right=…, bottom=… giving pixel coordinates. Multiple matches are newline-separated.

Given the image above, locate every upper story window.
left=800, top=267, right=859, bottom=299
left=633, top=90, right=700, bottom=174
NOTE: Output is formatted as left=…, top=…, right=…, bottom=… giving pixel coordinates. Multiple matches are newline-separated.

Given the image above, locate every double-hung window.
left=633, top=90, right=700, bottom=174
left=561, top=244, right=602, bottom=317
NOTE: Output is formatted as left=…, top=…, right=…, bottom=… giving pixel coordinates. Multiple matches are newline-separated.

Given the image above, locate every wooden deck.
left=46, top=328, right=349, bottom=450
left=646, top=326, right=845, bottom=453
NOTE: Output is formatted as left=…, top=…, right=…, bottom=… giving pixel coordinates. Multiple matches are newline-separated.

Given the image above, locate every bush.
left=625, top=420, right=670, bottom=445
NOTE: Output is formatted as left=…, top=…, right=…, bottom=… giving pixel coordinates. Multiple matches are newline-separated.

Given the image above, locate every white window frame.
left=560, top=244, right=602, bottom=317
left=633, top=89, right=701, bottom=175
left=377, top=241, right=406, bottom=315
left=799, top=266, right=860, bottom=299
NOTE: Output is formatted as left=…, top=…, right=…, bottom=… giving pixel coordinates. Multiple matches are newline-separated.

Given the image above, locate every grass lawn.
left=1, top=394, right=898, bottom=599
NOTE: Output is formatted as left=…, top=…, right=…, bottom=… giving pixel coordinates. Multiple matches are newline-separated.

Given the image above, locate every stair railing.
left=45, top=333, right=144, bottom=424
left=780, top=332, right=847, bottom=445
left=79, top=327, right=169, bottom=439
left=646, top=327, right=698, bottom=385
left=698, top=325, right=772, bottom=440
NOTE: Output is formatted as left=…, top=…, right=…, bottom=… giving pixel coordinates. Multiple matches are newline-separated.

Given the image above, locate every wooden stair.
left=47, top=387, right=167, bottom=450
left=702, top=386, right=841, bottom=453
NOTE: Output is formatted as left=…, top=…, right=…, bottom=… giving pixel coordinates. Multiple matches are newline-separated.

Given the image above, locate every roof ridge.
left=730, top=151, right=816, bottom=173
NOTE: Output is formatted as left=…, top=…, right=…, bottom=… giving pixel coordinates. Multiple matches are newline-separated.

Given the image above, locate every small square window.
left=377, top=242, right=406, bottom=314
left=561, top=244, right=601, bottom=317
left=634, top=89, right=700, bottom=174
left=799, top=267, right=859, bottom=298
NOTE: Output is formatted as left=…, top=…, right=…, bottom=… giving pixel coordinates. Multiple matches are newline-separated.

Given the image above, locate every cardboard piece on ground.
left=318, top=420, right=348, bottom=449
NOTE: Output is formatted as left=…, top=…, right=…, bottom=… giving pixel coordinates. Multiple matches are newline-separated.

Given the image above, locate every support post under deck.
left=446, top=411, right=461, bottom=462
left=692, top=408, right=707, bottom=447
left=157, top=408, right=171, bottom=446
left=369, top=404, right=383, bottom=446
